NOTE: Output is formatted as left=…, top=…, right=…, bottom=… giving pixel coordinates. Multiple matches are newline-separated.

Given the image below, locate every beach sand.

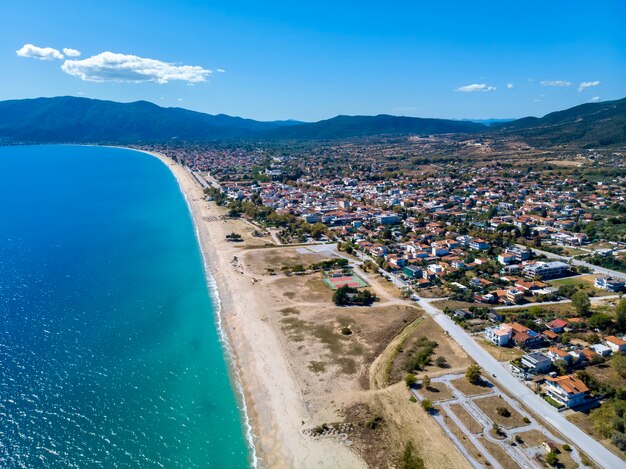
left=142, top=150, right=367, bottom=468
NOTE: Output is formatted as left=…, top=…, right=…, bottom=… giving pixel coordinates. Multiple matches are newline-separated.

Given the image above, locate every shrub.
left=405, top=373, right=417, bottom=387
left=496, top=407, right=511, bottom=417
left=366, top=415, right=384, bottom=430
left=421, top=399, right=433, bottom=412
left=341, top=326, right=352, bottom=335
left=562, top=444, right=571, bottom=452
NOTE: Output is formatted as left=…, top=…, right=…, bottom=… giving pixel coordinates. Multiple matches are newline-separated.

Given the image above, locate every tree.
left=588, top=312, right=613, bottom=331
left=420, top=399, right=433, bottom=412
left=616, top=299, right=626, bottom=332
left=332, top=286, right=351, bottom=306
left=422, top=375, right=431, bottom=390
left=571, top=291, right=591, bottom=317
left=465, top=364, right=482, bottom=385
left=405, top=373, right=417, bottom=387
left=545, top=450, right=559, bottom=467
left=435, top=356, right=448, bottom=368
left=612, top=354, right=626, bottom=379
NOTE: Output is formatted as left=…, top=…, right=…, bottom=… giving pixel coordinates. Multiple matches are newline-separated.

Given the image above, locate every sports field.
left=323, top=274, right=368, bottom=290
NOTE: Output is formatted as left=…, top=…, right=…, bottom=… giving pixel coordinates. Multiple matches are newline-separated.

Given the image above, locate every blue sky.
left=2, top=0, right=625, bottom=121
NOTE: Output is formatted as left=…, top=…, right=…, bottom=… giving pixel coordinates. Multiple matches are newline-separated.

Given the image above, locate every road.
left=493, top=294, right=621, bottom=310
left=418, top=297, right=625, bottom=469
left=521, top=244, right=626, bottom=281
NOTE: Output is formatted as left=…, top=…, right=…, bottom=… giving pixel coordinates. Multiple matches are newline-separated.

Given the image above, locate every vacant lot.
left=480, top=340, right=524, bottom=362
left=451, top=377, right=493, bottom=397
left=419, top=382, right=455, bottom=402
left=549, top=274, right=613, bottom=297
left=473, top=395, right=528, bottom=429
left=449, top=403, right=483, bottom=433
left=477, top=438, right=518, bottom=469
left=389, top=316, right=471, bottom=383
left=440, top=410, right=490, bottom=466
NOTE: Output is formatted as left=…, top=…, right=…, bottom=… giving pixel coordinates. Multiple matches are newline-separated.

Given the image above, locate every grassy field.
left=450, top=377, right=493, bottom=397
left=549, top=274, right=613, bottom=297
left=473, top=395, right=528, bottom=429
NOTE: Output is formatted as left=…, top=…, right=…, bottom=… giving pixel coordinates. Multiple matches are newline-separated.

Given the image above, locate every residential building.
left=486, top=324, right=513, bottom=346
left=520, top=352, right=552, bottom=374
left=594, top=276, right=625, bottom=292
left=545, top=374, right=589, bottom=408
left=522, top=261, right=569, bottom=280
left=604, top=336, right=626, bottom=353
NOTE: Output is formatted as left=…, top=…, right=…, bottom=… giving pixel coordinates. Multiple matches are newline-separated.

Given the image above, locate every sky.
left=2, top=0, right=625, bottom=121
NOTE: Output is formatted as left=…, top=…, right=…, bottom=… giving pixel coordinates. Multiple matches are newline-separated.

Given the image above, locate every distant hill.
left=0, top=96, right=296, bottom=142
left=265, top=114, right=486, bottom=139
left=493, top=97, right=626, bottom=147
left=0, top=95, right=624, bottom=146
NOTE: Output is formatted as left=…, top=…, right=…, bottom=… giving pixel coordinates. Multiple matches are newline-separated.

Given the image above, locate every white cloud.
left=455, top=83, right=496, bottom=92
left=61, top=51, right=212, bottom=83
left=177, top=98, right=183, bottom=101
left=507, top=83, right=514, bottom=89
left=16, top=43, right=64, bottom=60
left=216, top=68, right=226, bottom=73
left=63, top=48, right=81, bottom=57
left=578, top=80, right=600, bottom=92
left=540, top=80, right=571, bottom=87
left=590, top=96, right=601, bottom=102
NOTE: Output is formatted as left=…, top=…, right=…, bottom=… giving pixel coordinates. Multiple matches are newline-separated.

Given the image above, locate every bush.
left=435, top=356, right=449, bottom=368
left=562, top=444, right=571, bottom=452
left=366, top=415, right=384, bottom=430
left=497, top=407, right=511, bottom=417
left=401, top=442, right=425, bottom=469
left=421, top=399, right=433, bottom=412
left=405, top=373, right=417, bottom=387
left=341, top=326, right=352, bottom=335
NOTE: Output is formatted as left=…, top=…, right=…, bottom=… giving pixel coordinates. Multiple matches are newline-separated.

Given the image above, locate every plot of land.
left=473, top=395, right=528, bottom=429
left=450, top=377, right=493, bottom=397
left=448, top=403, right=483, bottom=434
left=549, top=274, right=613, bottom=297
left=419, top=382, right=455, bottom=402
left=477, top=438, right=518, bottom=469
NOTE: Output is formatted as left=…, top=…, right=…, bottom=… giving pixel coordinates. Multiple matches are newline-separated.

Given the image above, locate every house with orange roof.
left=604, top=336, right=626, bottom=353
left=545, top=374, right=589, bottom=408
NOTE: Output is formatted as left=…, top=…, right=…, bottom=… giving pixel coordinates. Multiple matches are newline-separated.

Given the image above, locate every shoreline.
left=130, top=148, right=366, bottom=468
left=130, top=148, right=259, bottom=467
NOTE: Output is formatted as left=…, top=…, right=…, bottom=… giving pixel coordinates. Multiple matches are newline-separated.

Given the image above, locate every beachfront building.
left=544, top=374, right=589, bottom=408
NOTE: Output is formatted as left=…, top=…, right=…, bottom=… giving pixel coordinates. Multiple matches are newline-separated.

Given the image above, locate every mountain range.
left=0, top=95, right=624, bottom=147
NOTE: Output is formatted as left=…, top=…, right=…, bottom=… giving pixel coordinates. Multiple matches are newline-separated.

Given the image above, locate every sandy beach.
left=140, top=150, right=369, bottom=468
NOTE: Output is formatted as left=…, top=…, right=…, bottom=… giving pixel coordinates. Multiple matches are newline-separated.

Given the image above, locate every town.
left=139, top=137, right=626, bottom=466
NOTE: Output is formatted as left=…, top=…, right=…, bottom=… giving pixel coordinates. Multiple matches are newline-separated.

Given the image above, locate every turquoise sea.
left=0, top=145, right=250, bottom=467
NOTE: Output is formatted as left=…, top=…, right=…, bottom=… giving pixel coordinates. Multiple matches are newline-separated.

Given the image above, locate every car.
left=492, top=373, right=496, bottom=378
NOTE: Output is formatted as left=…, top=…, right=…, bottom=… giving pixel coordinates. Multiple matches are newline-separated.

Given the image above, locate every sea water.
left=0, top=145, right=249, bottom=467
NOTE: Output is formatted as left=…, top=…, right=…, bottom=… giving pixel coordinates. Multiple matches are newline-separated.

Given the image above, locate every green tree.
left=546, top=450, right=559, bottom=467
left=422, top=375, right=431, bottom=390
left=405, top=373, right=417, bottom=387
left=616, top=299, right=626, bottom=332
left=588, top=312, right=613, bottom=331
left=420, top=399, right=433, bottom=412
left=612, top=354, right=626, bottom=379
left=465, top=364, right=482, bottom=385
left=571, top=291, right=591, bottom=317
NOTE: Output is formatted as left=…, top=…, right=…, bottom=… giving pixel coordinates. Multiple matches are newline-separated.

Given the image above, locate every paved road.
left=521, top=244, right=626, bottom=281
left=418, top=297, right=625, bottom=469
left=493, top=294, right=621, bottom=310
